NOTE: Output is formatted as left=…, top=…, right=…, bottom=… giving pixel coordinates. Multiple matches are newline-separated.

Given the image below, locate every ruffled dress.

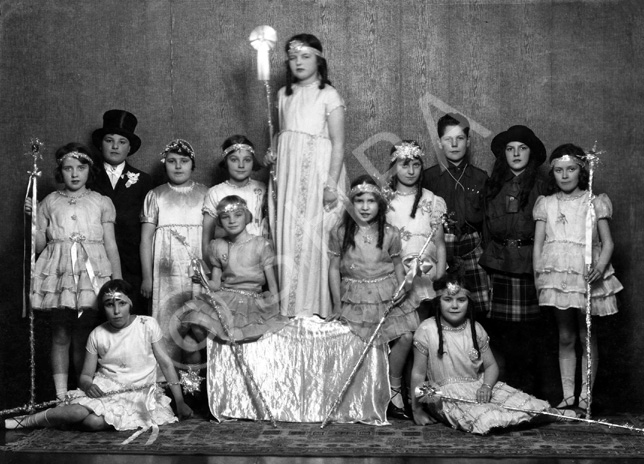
left=31, top=190, right=116, bottom=312
left=202, top=179, right=267, bottom=237
left=414, top=318, right=551, bottom=434
left=329, top=224, right=419, bottom=344
left=533, top=192, right=623, bottom=315
left=180, top=236, right=287, bottom=343
left=141, top=181, right=208, bottom=361
left=386, top=188, right=447, bottom=301
left=69, top=316, right=177, bottom=431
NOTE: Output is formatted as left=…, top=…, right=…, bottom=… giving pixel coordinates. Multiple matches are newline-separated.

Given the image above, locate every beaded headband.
left=550, top=154, right=586, bottom=168
left=103, top=290, right=133, bottom=308
left=222, top=143, right=255, bottom=158
left=160, top=139, right=195, bottom=162
left=58, top=151, right=94, bottom=165
left=349, top=181, right=382, bottom=199
left=436, top=282, right=471, bottom=297
left=288, top=40, right=323, bottom=57
left=390, top=142, right=424, bottom=163
left=216, top=201, right=249, bottom=216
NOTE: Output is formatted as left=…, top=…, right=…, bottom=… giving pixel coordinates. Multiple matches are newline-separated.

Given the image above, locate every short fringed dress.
left=69, top=316, right=177, bottom=431
left=202, top=179, right=267, bottom=237
left=533, top=192, right=623, bottom=315
left=141, top=181, right=208, bottom=361
left=179, top=236, right=287, bottom=343
left=30, top=190, right=116, bottom=312
left=386, top=188, right=447, bottom=302
left=414, top=317, right=551, bottom=434
left=329, top=224, right=420, bottom=344
left=274, top=82, right=348, bottom=318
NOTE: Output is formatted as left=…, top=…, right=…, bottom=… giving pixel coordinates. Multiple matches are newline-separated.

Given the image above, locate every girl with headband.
left=28, top=142, right=122, bottom=401
left=140, top=139, right=208, bottom=368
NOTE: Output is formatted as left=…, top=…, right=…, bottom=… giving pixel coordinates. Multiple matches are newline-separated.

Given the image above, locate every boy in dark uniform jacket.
left=91, top=110, right=152, bottom=314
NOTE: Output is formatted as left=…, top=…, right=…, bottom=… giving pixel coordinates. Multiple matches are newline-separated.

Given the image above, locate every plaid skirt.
left=489, top=271, right=541, bottom=322
left=445, top=232, right=490, bottom=316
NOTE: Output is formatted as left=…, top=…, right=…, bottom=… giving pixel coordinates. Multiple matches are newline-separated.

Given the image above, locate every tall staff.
left=582, top=143, right=601, bottom=420
left=249, top=25, right=278, bottom=241
left=24, top=138, right=43, bottom=412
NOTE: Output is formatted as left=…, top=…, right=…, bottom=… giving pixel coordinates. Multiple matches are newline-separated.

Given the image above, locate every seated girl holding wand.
left=179, top=195, right=286, bottom=350
left=411, top=274, right=575, bottom=434
left=4, top=280, right=192, bottom=432
left=328, top=175, right=419, bottom=420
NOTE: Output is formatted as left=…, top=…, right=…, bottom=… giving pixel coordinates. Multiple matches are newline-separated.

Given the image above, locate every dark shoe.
left=387, top=402, right=411, bottom=420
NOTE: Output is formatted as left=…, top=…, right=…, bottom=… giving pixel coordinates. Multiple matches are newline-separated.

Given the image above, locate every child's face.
left=103, top=295, right=132, bottom=330
left=505, top=142, right=531, bottom=174
left=101, top=134, right=130, bottom=166
left=288, top=49, right=318, bottom=85
left=61, top=157, right=90, bottom=192
left=439, top=288, right=469, bottom=328
left=226, top=150, right=254, bottom=184
left=165, top=152, right=193, bottom=185
left=552, top=158, right=581, bottom=194
left=439, top=125, right=470, bottom=165
left=353, top=192, right=379, bottom=224
left=395, top=158, right=422, bottom=187
left=219, top=210, right=247, bottom=236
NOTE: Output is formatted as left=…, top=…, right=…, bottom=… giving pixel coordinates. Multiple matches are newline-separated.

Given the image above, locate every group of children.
left=9, top=33, right=622, bottom=435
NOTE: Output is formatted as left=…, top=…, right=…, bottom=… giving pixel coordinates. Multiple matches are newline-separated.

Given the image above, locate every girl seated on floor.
left=411, top=274, right=575, bottom=434
left=4, top=280, right=192, bottom=431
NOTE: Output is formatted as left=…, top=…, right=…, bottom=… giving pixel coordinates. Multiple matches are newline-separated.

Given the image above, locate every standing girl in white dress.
left=140, top=139, right=208, bottom=367
left=386, top=140, right=447, bottom=313
left=265, top=33, right=348, bottom=318
left=533, top=143, right=622, bottom=411
left=202, top=135, right=267, bottom=258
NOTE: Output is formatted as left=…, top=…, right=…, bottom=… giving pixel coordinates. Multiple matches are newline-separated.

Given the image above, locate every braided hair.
left=342, top=175, right=388, bottom=252
left=388, top=140, right=424, bottom=219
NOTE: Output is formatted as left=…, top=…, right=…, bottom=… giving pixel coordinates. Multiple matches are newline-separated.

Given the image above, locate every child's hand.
left=176, top=401, right=193, bottom=420
left=84, top=383, right=105, bottom=399
left=24, top=198, right=33, bottom=215
left=476, top=383, right=493, bottom=403
left=412, top=407, right=436, bottom=426
left=264, top=148, right=277, bottom=165
left=322, top=188, right=338, bottom=211
left=141, top=278, right=153, bottom=298
left=586, top=264, right=606, bottom=284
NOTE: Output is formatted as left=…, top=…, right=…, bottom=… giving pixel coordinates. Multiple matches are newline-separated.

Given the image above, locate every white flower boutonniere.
left=125, top=172, right=140, bottom=188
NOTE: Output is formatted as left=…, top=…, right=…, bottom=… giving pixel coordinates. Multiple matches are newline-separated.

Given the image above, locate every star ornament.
left=179, top=368, right=204, bottom=395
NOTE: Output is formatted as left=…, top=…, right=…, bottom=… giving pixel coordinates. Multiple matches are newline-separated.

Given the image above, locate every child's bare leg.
left=182, top=332, right=202, bottom=366
left=51, top=310, right=73, bottom=400
left=4, top=405, right=91, bottom=429
left=554, top=308, right=578, bottom=408
left=577, top=316, right=598, bottom=409
left=389, top=333, right=413, bottom=412
left=80, top=413, right=110, bottom=431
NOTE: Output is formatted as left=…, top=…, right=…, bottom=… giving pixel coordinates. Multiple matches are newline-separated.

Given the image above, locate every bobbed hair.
left=219, top=134, right=260, bottom=174
left=341, top=175, right=388, bottom=251
left=547, top=143, right=590, bottom=193
left=97, top=279, right=135, bottom=313
left=215, top=195, right=253, bottom=228
left=284, top=33, right=332, bottom=96
left=54, top=142, right=98, bottom=185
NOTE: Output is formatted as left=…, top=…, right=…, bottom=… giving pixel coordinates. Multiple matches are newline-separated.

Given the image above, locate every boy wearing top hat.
left=92, top=109, right=153, bottom=314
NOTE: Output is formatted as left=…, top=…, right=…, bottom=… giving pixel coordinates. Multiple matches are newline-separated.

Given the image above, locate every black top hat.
left=490, top=125, right=546, bottom=166
left=92, top=109, right=142, bottom=155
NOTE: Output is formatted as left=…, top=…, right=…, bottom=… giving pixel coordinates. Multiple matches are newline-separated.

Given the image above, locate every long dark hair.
left=284, top=33, right=331, bottom=96
left=388, top=140, right=424, bottom=219
left=342, top=175, right=388, bottom=252
left=485, top=154, right=539, bottom=209
left=433, top=274, right=480, bottom=360
left=219, top=134, right=259, bottom=175
left=547, top=143, right=590, bottom=194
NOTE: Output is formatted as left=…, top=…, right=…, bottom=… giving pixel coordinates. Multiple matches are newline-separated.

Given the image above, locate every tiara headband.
left=216, top=201, right=249, bottom=215
left=349, top=181, right=382, bottom=199
left=390, top=142, right=424, bottom=163
left=103, top=290, right=133, bottom=308
left=288, top=40, right=323, bottom=57
left=58, top=151, right=94, bottom=165
left=550, top=154, right=586, bottom=168
left=436, top=281, right=471, bottom=297
left=160, top=139, right=195, bottom=162
left=222, top=143, right=255, bottom=158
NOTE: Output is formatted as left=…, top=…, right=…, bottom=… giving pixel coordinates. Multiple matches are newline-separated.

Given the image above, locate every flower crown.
left=160, top=139, right=195, bottom=162
left=58, top=151, right=94, bottom=165
left=222, top=143, right=255, bottom=158
left=390, top=142, right=424, bottom=163
left=288, top=40, right=323, bottom=57
left=216, top=201, right=249, bottom=215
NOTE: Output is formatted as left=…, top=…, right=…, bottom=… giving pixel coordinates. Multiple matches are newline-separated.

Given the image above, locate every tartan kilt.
left=489, top=271, right=541, bottom=322
left=445, top=232, right=490, bottom=316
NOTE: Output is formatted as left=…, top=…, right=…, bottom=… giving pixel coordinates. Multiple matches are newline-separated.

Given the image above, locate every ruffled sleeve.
left=593, top=193, right=613, bottom=220
left=388, top=225, right=402, bottom=258
left=474, top=322, right=490, bottom=353
left=100, top=196, right=117, bottom=224
left=202, top=186, right=221, bottom=218
left=260, top=238, right=276, bottom=268
left=325, top=86, right=345, bottom=117
left=140, top=189, right=159, bottom=224
left=328, top=226, right=342, bottom=257
left=532, top=195, right=548, bottom=222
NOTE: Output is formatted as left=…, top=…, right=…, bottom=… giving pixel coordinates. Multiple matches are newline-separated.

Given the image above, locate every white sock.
left=53, top=373, right=68, bottom=400
left=389, top=376, right=404, bottom=409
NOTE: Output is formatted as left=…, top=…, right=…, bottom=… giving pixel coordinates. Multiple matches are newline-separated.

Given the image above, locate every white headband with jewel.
left=390, top=142, right=424, bottom=163
left=550, top=154, right=586, bottom=168
left=437, top=281, right=471, bottom=297
left=58, top=151, right=94, bottom=165
left=349, top=181, right=382, bottom=199
left=288, top=40, right=323, bottom=57
left=216, top=201, right=249, bottom=215
left=222, top=143, right=255, bottom=158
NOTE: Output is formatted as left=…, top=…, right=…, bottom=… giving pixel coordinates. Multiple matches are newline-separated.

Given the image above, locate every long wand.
left=321, top=217, right=443, bottom=428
